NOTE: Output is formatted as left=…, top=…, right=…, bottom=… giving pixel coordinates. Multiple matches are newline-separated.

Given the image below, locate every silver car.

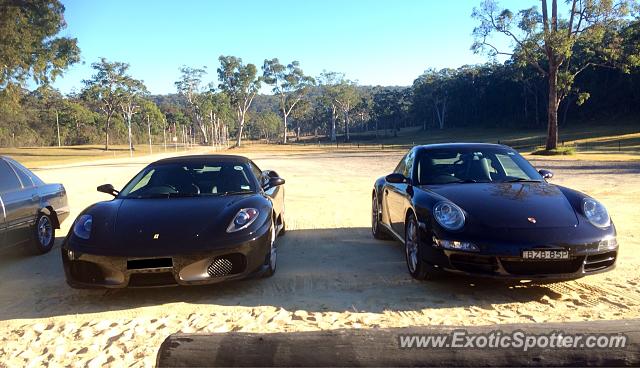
left=0, top=156, right=69, bottom=254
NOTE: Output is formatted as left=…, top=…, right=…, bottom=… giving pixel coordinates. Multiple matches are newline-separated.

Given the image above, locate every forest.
left=1, top=0, right=639, bottom=151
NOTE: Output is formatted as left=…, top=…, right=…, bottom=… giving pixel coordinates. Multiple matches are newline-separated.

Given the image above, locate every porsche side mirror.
left=386, top=173, right=411, bottom=184
left=97, top=184, right=119, bottom=196
left=539, top=169, right=554, bottom=180
left=264, top=177, right=285, bottom=189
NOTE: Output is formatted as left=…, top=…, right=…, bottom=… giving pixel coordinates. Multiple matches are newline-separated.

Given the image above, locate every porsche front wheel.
left=372, top=193, right=390, bottom=240
left=405, top=214, right=438, bottom=280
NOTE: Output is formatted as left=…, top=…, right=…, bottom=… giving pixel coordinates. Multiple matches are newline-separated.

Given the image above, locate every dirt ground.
left=1, top=147, right=639, bottom=367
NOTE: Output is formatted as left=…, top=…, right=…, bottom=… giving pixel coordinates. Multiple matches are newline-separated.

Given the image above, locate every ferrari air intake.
left=207, top=258, right=234, bottom=277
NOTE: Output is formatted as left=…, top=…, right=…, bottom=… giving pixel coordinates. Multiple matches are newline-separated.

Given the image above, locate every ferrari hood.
left=426, top=182, right=579, bottom=229
left=86, top=194, right=263, bottom=254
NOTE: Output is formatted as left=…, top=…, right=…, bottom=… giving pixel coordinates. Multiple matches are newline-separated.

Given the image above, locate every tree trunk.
left=330, top=106, right=337, bottom=142
left=345, top=112, right=350, bottom=141
left=104, top=115, right=111, bottom=151
left=283, top=113, right=288, bottom=144
left=127, top=116, right=133, bottom=157
left=546, top=65, right=559, bottom=150
left=56, top=111, right=61, bottom=147
left=147, top=115, right=152, bottom=154
left=236, top=114, right=245, bottom=148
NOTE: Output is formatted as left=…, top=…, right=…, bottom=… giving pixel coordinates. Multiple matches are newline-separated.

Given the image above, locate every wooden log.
left=157, top=319, right=640, bottom=367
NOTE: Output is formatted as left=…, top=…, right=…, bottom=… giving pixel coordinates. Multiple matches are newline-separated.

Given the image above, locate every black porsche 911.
left=62, top=155, right=286, bottom=288
left=372, top=143, right=617, bottom=281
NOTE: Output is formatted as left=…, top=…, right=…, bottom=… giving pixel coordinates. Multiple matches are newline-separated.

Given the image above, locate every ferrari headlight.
left=227, top=208, right=259, bottom=233
left=582, top=198, right=610, bottom=228
left=433, top=201, right=465, bottom=231
left=73, top=214, right=93, bottom=240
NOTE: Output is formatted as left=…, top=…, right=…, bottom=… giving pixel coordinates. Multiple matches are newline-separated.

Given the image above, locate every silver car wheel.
left=37, top=215, right=53, bottom=247
left=405, top=219, right=418, bottom=273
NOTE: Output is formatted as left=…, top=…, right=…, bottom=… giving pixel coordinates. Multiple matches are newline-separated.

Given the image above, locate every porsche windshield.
left=119, top=162, right=257, bottom=198
left=416, top=148, right=543, bottom=185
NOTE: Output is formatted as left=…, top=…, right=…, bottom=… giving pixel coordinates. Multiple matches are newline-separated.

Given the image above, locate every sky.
left=52, top=0, right=518, bottom=95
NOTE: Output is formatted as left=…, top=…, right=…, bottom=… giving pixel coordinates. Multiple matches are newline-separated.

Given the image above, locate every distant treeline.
left=1, top=0, right=639, bottom=148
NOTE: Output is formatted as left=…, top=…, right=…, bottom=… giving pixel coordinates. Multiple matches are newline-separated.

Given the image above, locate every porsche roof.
left=416, top=143, right=512, bottom=150
left=151, top=154, right=251, bottom=165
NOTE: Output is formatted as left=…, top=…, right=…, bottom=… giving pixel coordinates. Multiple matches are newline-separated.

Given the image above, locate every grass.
left=0, top=144, right=201, bottom=168
left=531, top=147, right=577, bottom=156
left=2, top=120, right=639, bottom=167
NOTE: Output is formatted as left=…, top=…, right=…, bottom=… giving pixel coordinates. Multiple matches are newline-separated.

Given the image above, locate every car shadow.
left=0, top=228, right=566, bottom=321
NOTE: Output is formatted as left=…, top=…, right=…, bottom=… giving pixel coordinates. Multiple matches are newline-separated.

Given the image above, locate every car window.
left=404, top=151, right=415, bottom=179
left=416, top=148, right=542, bottom=185
left=394, top=153, right=407, bottom=175
left=0, top=160, right=22, bottom=193
left=6, top=158, right=45, bottom=186
left=495, top=154, right=528, bottom=178
left=7, top=161, right=34, bottom=188
left=248, top=161, right=264, bottom=185
left=119, top=162, right=257, bottom=198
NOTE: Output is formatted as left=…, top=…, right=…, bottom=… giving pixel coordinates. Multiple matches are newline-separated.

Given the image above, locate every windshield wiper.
left=502, top=178, right=542, bottom=183
left=220, top=190, right=253, bottom=196
left=168, top=192, right=200, bottom=198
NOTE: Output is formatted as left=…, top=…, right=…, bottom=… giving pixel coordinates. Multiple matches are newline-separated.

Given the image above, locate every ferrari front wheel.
left=263, top=220, right=278, bottom=277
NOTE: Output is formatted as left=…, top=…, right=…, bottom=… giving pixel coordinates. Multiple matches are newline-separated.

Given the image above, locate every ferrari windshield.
left=416, top=147, right=543, bottom=185
left=119, top=162, right=257, bottom=198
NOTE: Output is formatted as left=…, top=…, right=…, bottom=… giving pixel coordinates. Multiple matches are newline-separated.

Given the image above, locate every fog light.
left=67, top=249, right=75, bottom=260
left=433, top=237, right=479, bottom=252
left=598, top=237, right=618, bottom=252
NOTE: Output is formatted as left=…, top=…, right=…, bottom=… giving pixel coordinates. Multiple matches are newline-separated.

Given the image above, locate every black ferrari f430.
left=62, top=155, right=285, bottom=288
left=372, top=143, right=617, bottom=281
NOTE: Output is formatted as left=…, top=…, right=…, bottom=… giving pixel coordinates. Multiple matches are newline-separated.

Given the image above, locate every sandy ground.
left=1, top=147, right=639, bottom=367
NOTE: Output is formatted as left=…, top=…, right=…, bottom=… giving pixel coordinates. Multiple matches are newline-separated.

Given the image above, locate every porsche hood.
left=426, top=182, right=579, bottom=229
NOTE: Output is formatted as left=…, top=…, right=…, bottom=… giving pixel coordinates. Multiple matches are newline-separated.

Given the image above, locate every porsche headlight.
left=227, top=208, right=259, bottom=233
left=73, top=214, right=93, bottom=240
left=582, top=198, right=610, bottom=228
left=433, top=201, right=465, bottom=231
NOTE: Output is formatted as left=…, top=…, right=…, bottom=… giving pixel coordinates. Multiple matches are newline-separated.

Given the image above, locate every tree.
left=254, top=111, right=281, bottom=143
left=117, top=76, right=147, bottom=156
left=262, top=59, right=314, bottom=143
left=33, top=84, right=64, bottom=146
left=332, top=80, right=360, bottom=141
left=317, top=71, right=344, bottom=142
left=81, top=58, right=131, bottom=150
left=412, top=69, right=455, bottom=129
left=473, top=0, right=639, bottom=150
left=0, top=0, right=80, bottom=90
left=175, top=66, right=209, bottom=143
left=217, top=56, right=261, bottom=147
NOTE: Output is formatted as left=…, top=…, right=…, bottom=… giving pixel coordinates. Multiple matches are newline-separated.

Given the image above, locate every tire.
left=31, top=213, right=55, bottom=254
left=404, top=214, right=439, bottom=280
left=263, top=220, right=278, bottom=277
left=279, top=216, right=286, bottom=236
left=372, top=193, right=390, bottom=240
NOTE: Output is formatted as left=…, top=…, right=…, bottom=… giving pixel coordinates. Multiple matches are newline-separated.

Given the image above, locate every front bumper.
left=61, top=230, right=271, bottom=288
left=422, top=237, right=618, bottom=280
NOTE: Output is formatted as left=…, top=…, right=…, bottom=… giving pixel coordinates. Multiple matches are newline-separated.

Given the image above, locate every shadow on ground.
left=0, top=228, right=567, bottom=321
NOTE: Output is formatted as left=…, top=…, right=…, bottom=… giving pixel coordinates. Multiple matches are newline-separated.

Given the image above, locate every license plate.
left=522, top=249, right=569, bottom=260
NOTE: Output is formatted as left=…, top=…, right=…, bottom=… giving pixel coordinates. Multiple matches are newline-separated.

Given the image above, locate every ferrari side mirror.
left=539, top=169, right=554, bottom=180
left=264, top=177, right=285, bottom=189
left=97, top=184, right=119, bottom=196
